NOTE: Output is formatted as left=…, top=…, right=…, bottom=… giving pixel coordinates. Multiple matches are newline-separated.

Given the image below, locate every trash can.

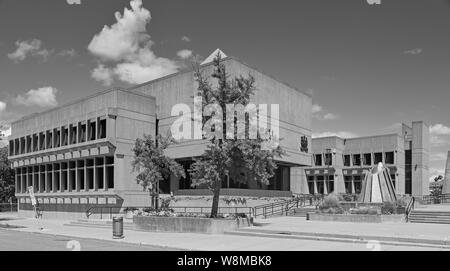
left=112, top=217, right=124, bottom=239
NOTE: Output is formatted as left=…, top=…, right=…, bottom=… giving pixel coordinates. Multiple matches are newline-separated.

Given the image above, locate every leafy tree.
left=190, top=54, right=285, bottom=218
left=131, top=134, right=185, bottom=209
left=0, top=146, right=15, bottom=203
left=430, top=175, right=444, bottom=203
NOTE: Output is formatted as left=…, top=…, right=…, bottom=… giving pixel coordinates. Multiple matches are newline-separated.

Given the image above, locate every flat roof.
left=11, top=88, right=156, bottom=125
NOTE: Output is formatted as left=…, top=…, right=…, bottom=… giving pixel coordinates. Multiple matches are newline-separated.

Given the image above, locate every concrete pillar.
left=289, top=167, right=307, bottom=194
left=351, top=177, right=356, bottom=194
left=170, top=174, right=180, bottom=194
left=443, top=151, right=450, bottom=194
left=103, top=159, right=106, bottom=191
left=313, top=176, right=318, bottom=194
left=411, top=121, right=430, bottom=196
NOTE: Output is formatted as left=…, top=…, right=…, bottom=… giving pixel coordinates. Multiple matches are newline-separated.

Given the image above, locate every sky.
left=0, top=0, right=449, bottom=180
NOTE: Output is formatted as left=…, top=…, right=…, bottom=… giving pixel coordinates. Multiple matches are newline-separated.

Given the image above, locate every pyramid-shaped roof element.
left=201, top=48, right=228, bottom=65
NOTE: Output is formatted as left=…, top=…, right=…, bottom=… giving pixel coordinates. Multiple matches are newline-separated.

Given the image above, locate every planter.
left=307, top=213, right=405, bottom=223
left=133, top=216, right=252, bottom=234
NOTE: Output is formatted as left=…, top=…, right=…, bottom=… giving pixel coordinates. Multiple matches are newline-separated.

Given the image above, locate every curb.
left=225, top=228, right=450, bottom=249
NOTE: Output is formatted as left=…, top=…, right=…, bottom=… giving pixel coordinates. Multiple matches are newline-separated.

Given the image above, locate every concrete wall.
left=411, top=121, right=430, bottom=196
left=443, top=151, right=450, bottom=194
left=130, top=57, right=312, bottom=167
left=10, top=89, right=157, bottom=216
left=306, top=122, right=429, bottom=196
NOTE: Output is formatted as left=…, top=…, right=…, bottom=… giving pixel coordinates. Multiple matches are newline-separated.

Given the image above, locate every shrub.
left=319, top=193, right=341, bottom=210
left=395, top=196, right=409, bottom=208
left=381, top=201, right=396, bottom=215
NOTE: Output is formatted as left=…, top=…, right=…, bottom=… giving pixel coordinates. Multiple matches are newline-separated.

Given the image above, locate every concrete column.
left=103, top=158, right=106, bottom=191
left=170, top=174, right=180, bottom=194
left=411, top=121, right=430, bottom=196
left=52, top=166, right=56, bottom=193
left=38, top=167, right=41, bottom=193
left=313, top=176, right=318, bottom=194
left=93, top=160, right=97, bottom=191
left=15, top=169, right=19, bottom=194
left=84, top=159, right=88, bottom=192
left=443, top=152, right=450, bottom=194
left=75, top=162, right=79, bottom=192
left=351, top=177, right=356, bottom=194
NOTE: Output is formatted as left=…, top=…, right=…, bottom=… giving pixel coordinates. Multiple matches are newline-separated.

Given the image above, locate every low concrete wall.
left=133, top=216, right=251, bottom=234
left=307, top=213, right=405, bottom=223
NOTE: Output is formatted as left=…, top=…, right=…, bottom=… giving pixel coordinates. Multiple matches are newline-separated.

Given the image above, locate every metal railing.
left=405, top=197, right=415, bottom=222
left=420, top=194, right=450, bottom=205
left=253, top=194, right=323, bottom=219
left=85, top=205, right=253, bottom=219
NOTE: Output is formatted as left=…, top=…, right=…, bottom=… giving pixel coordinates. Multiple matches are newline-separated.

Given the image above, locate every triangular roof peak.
left=201, top=48, right=228, bottom=65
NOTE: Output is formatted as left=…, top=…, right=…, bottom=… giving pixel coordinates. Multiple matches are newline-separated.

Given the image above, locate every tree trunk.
left=210, top=179, right=221, bottom=218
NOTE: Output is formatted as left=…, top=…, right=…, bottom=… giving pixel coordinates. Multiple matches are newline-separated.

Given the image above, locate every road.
left=0, top=229, right=183, bottom=251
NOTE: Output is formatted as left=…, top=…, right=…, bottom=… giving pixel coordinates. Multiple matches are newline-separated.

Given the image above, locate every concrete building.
left=304, top=121, right=430, bottom=197
left=443, top=151, right=450, bottom=194
left=9, top=50, right=313, bottom=218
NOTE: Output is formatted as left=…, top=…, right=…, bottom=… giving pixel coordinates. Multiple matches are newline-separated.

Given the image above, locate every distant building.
left=8, top=50, right=313, bottom=218
left=443, top=151, right=450, bottom=194
left=305, top=121, right=430, bottom=197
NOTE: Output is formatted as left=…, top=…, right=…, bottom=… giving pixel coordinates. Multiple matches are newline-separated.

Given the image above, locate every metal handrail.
left=253, top=194, right=322, bottom=219
left=405, top=197, right=415, bottom=222
left=420, top=193, right=450, bottom=205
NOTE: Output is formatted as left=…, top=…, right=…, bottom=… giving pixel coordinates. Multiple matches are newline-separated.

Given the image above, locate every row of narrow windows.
left=306, top=174, right=397, bottom=195
left=9, top=118, right=107, bottom=156
left=313, top=151, right=395, bottom=167
left=15, top=156, right=114, bottom=194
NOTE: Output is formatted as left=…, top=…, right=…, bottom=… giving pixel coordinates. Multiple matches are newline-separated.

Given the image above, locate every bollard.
left=112, top=217, right=124, bottom=239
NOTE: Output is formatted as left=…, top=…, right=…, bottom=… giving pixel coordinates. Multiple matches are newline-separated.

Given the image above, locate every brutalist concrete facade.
left=305, top=121, right=430, bottom=197
left=9, top=54, right=313, bottom=218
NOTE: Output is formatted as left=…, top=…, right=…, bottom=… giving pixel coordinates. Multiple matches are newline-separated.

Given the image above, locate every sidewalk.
left=0, top=213, right=448, bottom=251
left=241, top=216, right=450, bottom=246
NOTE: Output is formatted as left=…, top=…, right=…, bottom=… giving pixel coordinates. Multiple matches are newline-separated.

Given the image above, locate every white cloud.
left=313, top=131, right=358, bottom=139
left=0, top=101, right=6, bottom=112
left=312, top=104, right=323, bottom=114
left=0, top=125, right=11, bottom=148
left=67, top=0, right=81, bottom=4
left=177, top=49, right=193, bottom=59
left=430, top=152, right=448, bottom=161
left=312, top=103, right=339, bottom=120
left=7, top=39, right=51, bottom=62
left=429, top=167, right=445, bottom=182
left=57, top=48, right=76, bottom=58
left=181, top=36, right=191, bottom=42
left=15, top=87, right=58, bottom=107
left=429, top=124, right=450, bottom=146
left=403, top=48, right=423, bottom=55
left=430, top=124, right=450, bottom=135
left=431, top=135, right=448, bottom=146
left=91, top=64, right=114, bottom=86
left=323, top=113, right=338, bottom=120
left=88, top=0, right=180, bottom=85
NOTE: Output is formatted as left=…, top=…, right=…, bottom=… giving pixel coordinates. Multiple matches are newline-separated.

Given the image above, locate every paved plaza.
left=0, top=212, right=449, bottom=251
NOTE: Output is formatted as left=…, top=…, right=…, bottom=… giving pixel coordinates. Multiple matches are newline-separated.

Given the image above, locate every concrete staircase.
left=409, top=210, right=450, bottom=224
